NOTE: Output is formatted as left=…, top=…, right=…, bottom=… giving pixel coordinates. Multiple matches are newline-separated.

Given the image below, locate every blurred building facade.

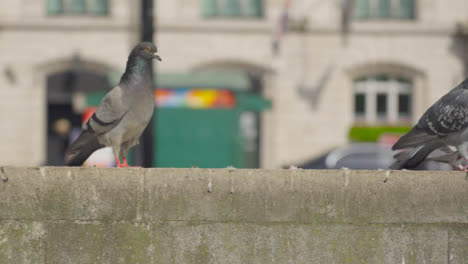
left=0, top=0, right=467, bottom=167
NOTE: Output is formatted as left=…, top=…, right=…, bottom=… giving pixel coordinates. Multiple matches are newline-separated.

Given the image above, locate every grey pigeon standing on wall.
left=66, top=42, right=161, bottom=167
left=390, top=78, right=468, bottom=170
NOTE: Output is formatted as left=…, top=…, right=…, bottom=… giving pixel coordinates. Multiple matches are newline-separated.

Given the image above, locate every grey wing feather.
left=417, top=82, right=468, bottom=136
left=84, top=85, right=128, bottom=135
left=392, top=126, right=438, bottom=150
left=393, top=79, right=468, bottom=150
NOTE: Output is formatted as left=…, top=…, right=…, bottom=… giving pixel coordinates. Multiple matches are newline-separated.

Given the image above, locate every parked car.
left=299, top=143, right=452, bottom=170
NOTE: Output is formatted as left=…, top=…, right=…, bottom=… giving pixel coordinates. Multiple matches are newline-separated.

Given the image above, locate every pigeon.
left=425, top=146, right=467, bottom=170
left=65, top=42, right=162, bottom=167
left=390, top=78, right=468, bottom=170
left=394, top=145, right=466, bottom=170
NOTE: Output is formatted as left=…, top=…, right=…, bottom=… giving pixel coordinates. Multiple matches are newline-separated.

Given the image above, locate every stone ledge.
left=0, top=167, right=467, bottom=224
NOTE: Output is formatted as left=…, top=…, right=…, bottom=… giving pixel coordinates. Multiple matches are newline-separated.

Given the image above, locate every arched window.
left=47, top=0, right=109, bottom=16
left=353, top=75, right=412, bottom=124
left=354, top=0, right=415, bottom=20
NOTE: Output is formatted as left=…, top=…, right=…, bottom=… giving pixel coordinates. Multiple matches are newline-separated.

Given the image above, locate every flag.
left=272, top=0, right=292, bottom=55
left=341, top=0, right=355, bottom=45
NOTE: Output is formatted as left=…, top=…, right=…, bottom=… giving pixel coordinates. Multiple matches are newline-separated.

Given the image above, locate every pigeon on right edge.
left=390, top=78, right=468, bottom=170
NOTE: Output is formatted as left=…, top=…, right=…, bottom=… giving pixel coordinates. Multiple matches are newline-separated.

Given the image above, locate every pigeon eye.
left=144, top=47, right=151, bottom=52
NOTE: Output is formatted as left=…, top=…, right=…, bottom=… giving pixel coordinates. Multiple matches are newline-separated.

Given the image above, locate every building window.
left=202, top=0, right=263, bottom=18
left=354, top=93, right=366, bottom=117
left=47, top=0, right=109, bottom=16
left=353, top=75, right=412, bottom=124
left=376, top=93, right=387, bottom=118
left=354, top=0, right=415, bottom=20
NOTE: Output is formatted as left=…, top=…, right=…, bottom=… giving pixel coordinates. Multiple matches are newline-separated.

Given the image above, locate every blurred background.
left=0, top=0, right=467, bottom=169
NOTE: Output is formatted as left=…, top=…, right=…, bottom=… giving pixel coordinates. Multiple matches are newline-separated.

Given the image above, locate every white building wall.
left=0, top=0, right=467, bottom=167
left=0, top=0, right=138, bottom=165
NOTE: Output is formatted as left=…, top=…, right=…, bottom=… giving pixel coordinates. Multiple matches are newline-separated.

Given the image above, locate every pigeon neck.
left=120, top=56, right=152, bottom=86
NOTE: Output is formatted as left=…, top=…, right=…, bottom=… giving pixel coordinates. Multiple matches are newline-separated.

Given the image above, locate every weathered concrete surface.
left=0, top=167, right=467, bottom=263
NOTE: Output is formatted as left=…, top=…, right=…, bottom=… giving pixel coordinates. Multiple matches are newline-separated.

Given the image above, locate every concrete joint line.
left=0, top=167, right=7, bottom=183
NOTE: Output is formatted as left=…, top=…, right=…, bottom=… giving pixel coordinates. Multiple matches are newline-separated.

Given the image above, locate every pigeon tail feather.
left=392, top=127, right=438, bottom=150
left=65, top=131, right=104, bottom=166
left=390, top=142, right=444, bottom=170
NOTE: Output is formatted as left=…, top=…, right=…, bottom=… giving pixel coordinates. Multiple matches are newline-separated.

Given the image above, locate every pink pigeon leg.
left=461, top=164, right=468, bottom=171
left=121, top=155, right=129, bottom=167
left=115, top=156, right=122, bottom=167
left=122, top=155, right=141, bottom=168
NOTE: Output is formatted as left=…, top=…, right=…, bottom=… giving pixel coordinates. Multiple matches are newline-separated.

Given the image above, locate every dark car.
left=299, top=143, right=452, bottom=170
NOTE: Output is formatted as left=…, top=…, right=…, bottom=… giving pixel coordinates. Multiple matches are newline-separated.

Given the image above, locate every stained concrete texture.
left=0, top=167, right=467, bottom=263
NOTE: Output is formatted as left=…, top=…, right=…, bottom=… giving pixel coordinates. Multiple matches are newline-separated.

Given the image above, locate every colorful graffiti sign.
left=155, top=89, right=236, bottom=109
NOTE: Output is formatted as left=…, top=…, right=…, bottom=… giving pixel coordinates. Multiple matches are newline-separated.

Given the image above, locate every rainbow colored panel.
left=155, top=89, right=236, bottom=109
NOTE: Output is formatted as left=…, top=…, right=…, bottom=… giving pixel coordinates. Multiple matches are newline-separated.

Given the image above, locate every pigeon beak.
left=152, top=53, right=162, bottom=61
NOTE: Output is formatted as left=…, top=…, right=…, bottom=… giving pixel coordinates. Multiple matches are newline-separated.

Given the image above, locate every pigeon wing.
left=418, top=86, right=468, bottom=136
left=393, top=83, right=468, bottom=150
left=84, top=85, right=128, bottom=135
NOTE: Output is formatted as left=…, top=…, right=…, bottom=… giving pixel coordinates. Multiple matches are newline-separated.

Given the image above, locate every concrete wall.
left=0, top=167, right=467, bottom=263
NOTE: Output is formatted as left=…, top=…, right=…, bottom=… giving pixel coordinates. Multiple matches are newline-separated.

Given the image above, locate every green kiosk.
left=86, top=71, right=271, bottom=168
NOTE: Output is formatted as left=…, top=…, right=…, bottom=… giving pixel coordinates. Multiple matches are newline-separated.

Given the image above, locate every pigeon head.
left=131, top=42, right=162, bottom=61
left=120, top=42, right=162, bottom=85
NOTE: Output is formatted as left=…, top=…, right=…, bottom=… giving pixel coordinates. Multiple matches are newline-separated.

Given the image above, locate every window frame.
left=353, top=76, right=412, bottom=124
left=202, top=0, right=264, bottom=19
left=47, top=0, right=109, bottom=16
left=354, top=0, right=416, bottom=21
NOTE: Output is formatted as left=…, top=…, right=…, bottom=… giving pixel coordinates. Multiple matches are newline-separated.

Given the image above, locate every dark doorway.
left=46, top=67, right=109, bottom=165
left=46, top=104, right=81, bottom=165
